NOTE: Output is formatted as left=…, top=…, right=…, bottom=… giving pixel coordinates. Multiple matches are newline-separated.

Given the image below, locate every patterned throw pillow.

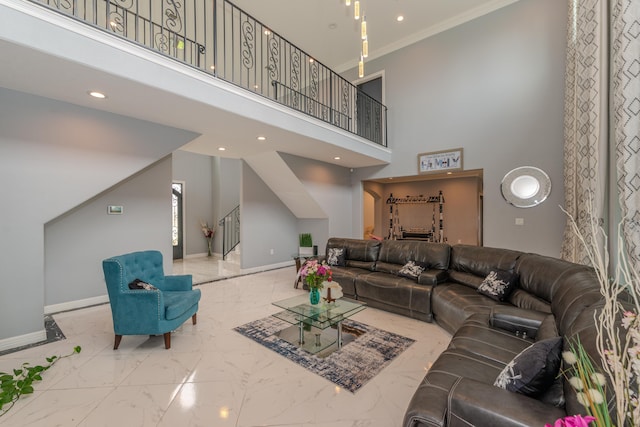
left=398, top=260, right=425, bottom=279
left=494, top=337, right=563, bottom=397
left=327, top=247, right=346, bottom=266
left=128, top=278, right=158, bottom=291
left=477, top=269, right=518, bottom=301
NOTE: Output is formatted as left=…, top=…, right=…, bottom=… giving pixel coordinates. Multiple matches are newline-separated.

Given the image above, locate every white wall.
left=349, top=0, right=568, bottom=256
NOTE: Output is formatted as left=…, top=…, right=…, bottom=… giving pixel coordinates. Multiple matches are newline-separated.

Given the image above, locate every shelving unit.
left=386, top=191, right=445, bottom=243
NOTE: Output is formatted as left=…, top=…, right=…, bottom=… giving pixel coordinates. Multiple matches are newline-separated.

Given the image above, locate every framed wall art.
left=418, top=148, right=463, bottom=174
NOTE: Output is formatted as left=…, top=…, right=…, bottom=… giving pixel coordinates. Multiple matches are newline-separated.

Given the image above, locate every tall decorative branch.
left=561, top=197, right=640, bottom=427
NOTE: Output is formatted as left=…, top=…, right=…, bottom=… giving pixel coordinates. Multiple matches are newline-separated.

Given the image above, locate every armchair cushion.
left=164, top=290, right=201, bottom=321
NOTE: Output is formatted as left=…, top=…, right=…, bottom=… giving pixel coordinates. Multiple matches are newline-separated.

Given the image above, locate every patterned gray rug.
left=234, top=316, right=415, bottom=393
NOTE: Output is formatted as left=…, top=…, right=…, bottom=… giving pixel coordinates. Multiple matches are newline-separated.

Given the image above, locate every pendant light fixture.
left=345, top=1, right=369, bottom=78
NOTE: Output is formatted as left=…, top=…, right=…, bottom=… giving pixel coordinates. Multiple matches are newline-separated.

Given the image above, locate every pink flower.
left=545, top=415, right=596, bottom=427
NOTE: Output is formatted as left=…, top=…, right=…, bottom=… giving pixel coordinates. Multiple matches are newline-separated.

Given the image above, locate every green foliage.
left=299, top=233, right=313, bottom=247
left=0, top=346, right=81, bottom=418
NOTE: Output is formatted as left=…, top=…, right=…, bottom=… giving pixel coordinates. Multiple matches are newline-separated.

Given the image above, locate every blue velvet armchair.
left=102, top=250, right=201, bottom=349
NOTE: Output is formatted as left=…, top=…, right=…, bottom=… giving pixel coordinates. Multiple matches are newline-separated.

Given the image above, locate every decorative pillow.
left=398, top=260, right=425, bottom=279
left=128, top=278, right=158, bottom=291
left=477, top=269, right=518, bottom=301
left=494, top=337, right=563, bottom=397
left=327, top=248, right=346, bottom=266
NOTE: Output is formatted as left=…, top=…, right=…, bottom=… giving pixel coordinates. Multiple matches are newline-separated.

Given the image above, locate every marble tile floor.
left=172, top=249, right=242, bottom=285
left=0, top=267, right=451, bottom=427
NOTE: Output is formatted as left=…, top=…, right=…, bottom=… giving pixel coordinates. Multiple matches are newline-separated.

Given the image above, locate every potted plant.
left=299, top=233, right=314, bottom=256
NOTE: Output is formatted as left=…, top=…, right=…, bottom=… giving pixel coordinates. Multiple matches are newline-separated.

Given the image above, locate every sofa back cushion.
left=515, top=253, right=601, bottom=335
left=326, top=238, right=381, bottom=271
left=449, top=245, right=522, bottom=278
left=376, top=240, right=450, bottom=270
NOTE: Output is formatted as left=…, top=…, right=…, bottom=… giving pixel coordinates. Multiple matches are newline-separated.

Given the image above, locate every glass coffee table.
left=272, top=294, right=366, bottom=356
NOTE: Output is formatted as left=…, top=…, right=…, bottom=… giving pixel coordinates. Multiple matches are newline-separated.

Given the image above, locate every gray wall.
left=240, top=161, right=298, bottom=268
left=45, top=157, right=173, bottom=306
left=0, top=87, right=197, bottom=343
left=281, top=153, right=353, bottom=255
left=350, top=0, right=568, bottom=256
left=213, top=157, right=242, bottom=254
left=172, top=150, right=214, bottom=256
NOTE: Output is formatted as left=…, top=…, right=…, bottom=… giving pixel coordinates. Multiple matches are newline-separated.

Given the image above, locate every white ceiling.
left=231, top=0, right=520, bottom=71
left=0, top=0, right=520, bottom=169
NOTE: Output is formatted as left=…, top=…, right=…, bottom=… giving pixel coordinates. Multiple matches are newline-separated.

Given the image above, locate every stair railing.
left=219, top=205, right=240, bottom=260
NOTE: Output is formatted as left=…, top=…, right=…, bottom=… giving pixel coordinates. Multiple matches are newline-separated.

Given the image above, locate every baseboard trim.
left=44, top=295, right=109, bottom=315
left=240, top=260, right=295, bottom=275
left=0, top=329, right=47, bottom=352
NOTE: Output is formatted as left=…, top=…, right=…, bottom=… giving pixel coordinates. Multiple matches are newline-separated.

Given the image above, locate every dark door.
left=357, top=76, right=383, bottom=144
left=172, top=182, right=184, bottom=260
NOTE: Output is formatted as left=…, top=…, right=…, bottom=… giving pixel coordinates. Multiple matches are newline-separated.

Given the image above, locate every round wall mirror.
left=501, top=166, right=551, bottom=208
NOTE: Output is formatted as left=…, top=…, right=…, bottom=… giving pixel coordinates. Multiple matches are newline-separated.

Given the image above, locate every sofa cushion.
left=448, top=270, right=484, bottom=289
left=477, top=270, right=518, bottom=302
left=450, top=245, right=523, bottom=279
left=326, top=247, right=346, bottom=266
left=328, top=266, right=367, bottom=298
left=494, top=336, right=563, bottom=397
left=432, top=282, right=501, bottom=334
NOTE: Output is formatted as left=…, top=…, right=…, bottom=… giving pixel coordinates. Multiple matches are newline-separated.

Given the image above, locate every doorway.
left=363, top=170, right=483, bottom=246
left=357, top=75, right=383, bottom=145
left=172, top=182, right=184, bottom=260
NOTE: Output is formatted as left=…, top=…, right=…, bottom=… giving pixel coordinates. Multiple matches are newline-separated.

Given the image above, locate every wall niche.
left=363, top=169, right=483, bottom=246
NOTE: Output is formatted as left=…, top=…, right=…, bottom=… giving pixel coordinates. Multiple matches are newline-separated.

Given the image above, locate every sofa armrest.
left=449, top=377, right=565, bottom=426
left=490, top=306, right=547, bottom=339
left=417, top=269, right=448, bottom=286
left=162, top=274, right=193, bottom=291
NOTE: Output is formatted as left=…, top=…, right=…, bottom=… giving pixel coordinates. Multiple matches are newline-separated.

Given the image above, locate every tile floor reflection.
left=172, top=249, right=242, bottom=284
left=0, top=267, right=450, bottom=427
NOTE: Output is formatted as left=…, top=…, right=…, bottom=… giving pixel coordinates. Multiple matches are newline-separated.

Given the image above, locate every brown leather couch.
left=324, top=238, right=613, bottom=427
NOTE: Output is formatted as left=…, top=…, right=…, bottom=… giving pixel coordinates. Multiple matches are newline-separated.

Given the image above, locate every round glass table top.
left=501, top=166, right=551, bottom=208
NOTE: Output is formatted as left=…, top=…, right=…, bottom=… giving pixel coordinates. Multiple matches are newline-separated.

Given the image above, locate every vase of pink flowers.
left=200, top=222, right=215, bottom=256
left=299, top=260, right=332, bottom=305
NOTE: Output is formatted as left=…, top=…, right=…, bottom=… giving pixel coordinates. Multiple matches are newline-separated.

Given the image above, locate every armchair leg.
left=163, top=332, right=171, bottom=349
left=192, top=313, right=197, bottom=325
left=114, top=334, right=122, bottom=350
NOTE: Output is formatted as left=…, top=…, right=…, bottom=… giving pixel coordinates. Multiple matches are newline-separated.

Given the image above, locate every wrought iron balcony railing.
left=31, top=0, right=387, bottom=146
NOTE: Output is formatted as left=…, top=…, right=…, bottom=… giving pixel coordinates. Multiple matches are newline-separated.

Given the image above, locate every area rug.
left=233, top=316, right=415, bottom=393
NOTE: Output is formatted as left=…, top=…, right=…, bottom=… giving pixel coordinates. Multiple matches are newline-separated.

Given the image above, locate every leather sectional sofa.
left=324, top=237, right=612, bottom=427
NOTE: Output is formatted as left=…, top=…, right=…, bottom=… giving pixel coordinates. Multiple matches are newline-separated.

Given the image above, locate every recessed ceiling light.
left=218, top=147, right=226, bottom=151
left=88, top=91, right=106, bottom=99
left=257, top=136, right=266, bottom=141
left=397, top=15, right=404, bottom=22
left=334, top=156, right=341, bottom=160
left=328, top=23, right=338, bottom=30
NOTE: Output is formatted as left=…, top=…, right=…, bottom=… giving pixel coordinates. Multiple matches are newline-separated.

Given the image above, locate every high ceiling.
left=232, top=0, right=520, bottom=72
left=0, top=0, right=521, bottom=168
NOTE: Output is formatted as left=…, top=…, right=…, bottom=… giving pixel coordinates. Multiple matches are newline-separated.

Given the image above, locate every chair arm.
left=490, top=306, right=547, bottom=339
left=113, top=290, right=166, bottom=333
left=162, top=274, right=193, bottom=291
left=417, top=269, right=448, bottom=286
left=449, top=377, right=565, bottom=426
